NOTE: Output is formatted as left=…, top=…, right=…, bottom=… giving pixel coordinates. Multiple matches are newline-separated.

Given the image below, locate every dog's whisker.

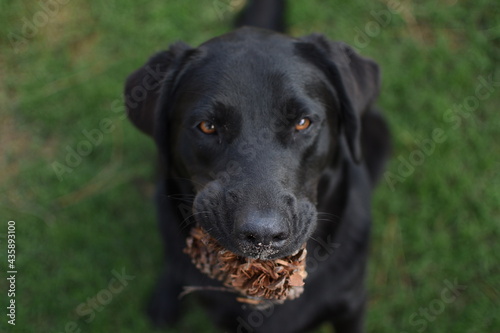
left=307, top=235, right=336, bottom=247
left=316, top=218, right=337, bottom=223
left=169, top=176, right=206, bottom=190
left=307, top=236, right=320, bottom=244
left=167, top=194, right=195, bottom=203
left=179, top=210, right=208, bottom=223
left=160, top=192, right=194, bottom=198
left=177, top=211, right=210, bottom=235
left=317, top=211, right=341, bottom=219
left=168, top=194, right=196, bottom=199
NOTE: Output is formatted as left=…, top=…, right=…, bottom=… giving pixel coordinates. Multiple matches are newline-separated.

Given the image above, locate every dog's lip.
left=232, top=241, right=307, bottom=260
left=193, top=209, right=313, bottom=260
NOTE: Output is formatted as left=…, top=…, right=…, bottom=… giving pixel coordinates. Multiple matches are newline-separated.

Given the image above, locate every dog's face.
left=125, top=27, right=380, bottom=260
left=170, top=33, right=336, bottom=259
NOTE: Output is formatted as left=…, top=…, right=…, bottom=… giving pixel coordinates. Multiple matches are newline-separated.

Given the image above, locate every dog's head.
left=125, top=27, right=379, bottom=259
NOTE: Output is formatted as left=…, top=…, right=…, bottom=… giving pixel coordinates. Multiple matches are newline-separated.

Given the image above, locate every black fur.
left=124, top=3, right=390, bottom=332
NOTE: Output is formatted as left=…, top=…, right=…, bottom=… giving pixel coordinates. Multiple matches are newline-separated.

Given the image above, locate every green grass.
left=1, top=0, right=499, bottom=332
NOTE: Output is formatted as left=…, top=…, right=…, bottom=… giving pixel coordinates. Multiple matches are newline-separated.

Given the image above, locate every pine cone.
left=183, top=225, right=307, bottom=305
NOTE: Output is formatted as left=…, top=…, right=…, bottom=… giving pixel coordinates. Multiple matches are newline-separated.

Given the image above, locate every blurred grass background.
left=0, top=0, right=499, bottom=332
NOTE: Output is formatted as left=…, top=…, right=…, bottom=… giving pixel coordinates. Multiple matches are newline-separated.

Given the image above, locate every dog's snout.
left=235, top=211, right=290, bottom=247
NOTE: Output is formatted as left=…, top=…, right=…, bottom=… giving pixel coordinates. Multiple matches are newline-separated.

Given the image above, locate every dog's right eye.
left=198, top=121, right=217, bottom=135
left=295, top=117, right=311, bottom=131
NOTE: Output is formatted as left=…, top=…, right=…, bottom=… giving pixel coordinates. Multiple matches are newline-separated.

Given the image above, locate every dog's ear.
left=124, top=42, right=193, bottom=137
left=296, top=34, right=380, bottom=163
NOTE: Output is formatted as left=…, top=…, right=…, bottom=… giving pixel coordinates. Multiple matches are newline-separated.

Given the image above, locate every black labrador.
left=124, top=2, right=390, bottom=332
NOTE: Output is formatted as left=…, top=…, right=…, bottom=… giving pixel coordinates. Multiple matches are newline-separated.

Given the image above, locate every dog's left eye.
left=295, top=117, right=311, bottom=131
left=199, top=121, right=217, bottom=134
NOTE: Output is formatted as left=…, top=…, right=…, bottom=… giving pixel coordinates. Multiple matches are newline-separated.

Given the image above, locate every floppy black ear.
left=296, top=34, right=381, bottom=163
left=124, top=42, right=193, bottom=137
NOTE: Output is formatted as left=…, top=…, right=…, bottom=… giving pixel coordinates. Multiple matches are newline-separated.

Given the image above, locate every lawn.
left=1, top=0, right=499, bottom=332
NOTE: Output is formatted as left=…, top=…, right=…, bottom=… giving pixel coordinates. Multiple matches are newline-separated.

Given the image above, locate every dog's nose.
left=235, top=211, right=290, bottom=247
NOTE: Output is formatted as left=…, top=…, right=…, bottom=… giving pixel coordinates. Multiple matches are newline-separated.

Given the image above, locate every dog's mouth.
left=237, top=242, right=282, bottom=260
left=191, top=218, right=303, bottom=260
left=191, top=208, right=313, bottom=260
left=184, top=182, right=318, bottom=304
left=183, top=224, right=308, bottom=304
left=233, top=237, right=305, bottom=260
left=191, top=181, right=318, bottom=260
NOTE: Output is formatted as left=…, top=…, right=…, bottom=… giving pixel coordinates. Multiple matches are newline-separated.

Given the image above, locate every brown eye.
left=199, top=121, right=216, bottom=134
left=295, top=118, right=311, bottom=131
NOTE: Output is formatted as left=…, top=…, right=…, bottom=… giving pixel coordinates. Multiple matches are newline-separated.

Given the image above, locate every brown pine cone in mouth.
left=183, top=225, right=308, bottom=305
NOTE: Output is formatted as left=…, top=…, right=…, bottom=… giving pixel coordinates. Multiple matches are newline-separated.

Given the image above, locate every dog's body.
left=125, top=2, right=390, bottom=332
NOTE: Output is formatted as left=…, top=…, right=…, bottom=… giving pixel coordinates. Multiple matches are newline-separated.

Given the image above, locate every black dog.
left=124, top=1, right=390, bottom=332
